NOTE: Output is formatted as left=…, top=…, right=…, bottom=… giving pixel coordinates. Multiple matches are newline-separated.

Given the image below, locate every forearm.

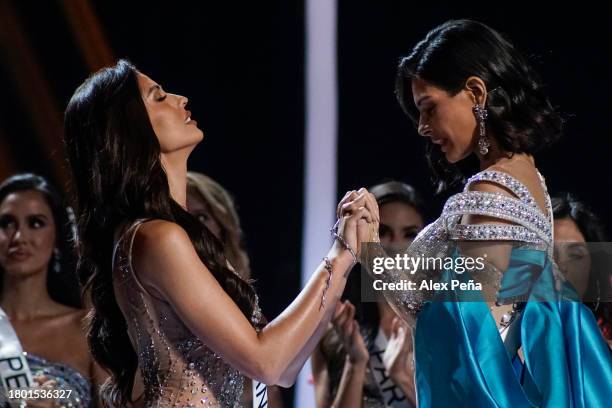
left=276, top=290, right=340, bottom=386
left=392, top=373, right=417, bottom=407
left=257, top=247, right=354, bottom=383
left=331, top=358, right=367, bottom=408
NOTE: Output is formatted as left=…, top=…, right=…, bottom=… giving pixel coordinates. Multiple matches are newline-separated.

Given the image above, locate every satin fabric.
left=414, top=248, right=612, bottom=407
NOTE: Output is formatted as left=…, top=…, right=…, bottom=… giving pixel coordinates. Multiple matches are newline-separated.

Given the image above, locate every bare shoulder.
left=130, top=220, right=201, bottom=294
left=133, top=219, right=191, bottom=249
left=131, top=220, right=194, bottom=264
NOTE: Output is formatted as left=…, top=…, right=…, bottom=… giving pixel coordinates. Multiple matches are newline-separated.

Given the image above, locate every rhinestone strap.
left=465, top=170, right=542, bottom=213
left=443, top=191, right=552, bottom=242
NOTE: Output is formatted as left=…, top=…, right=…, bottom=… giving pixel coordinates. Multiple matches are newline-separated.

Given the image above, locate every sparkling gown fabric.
left=368, top=169, right=612, bottom=407
left=26, top=353, right=93, bottom=407
left=113, top=219, right=262, bottom=407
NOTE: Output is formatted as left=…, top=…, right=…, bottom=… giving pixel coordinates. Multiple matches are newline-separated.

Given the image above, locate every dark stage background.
left=0, top=1, right=610, bottom=405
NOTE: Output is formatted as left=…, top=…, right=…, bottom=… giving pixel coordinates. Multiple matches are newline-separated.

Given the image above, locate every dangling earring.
left=473, top=104, right=490, bottom=155
left=53, top=248, right=61, bottom=273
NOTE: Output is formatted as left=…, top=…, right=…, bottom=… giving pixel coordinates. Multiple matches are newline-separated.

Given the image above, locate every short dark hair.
left=396, top=19, right=563, bottom=191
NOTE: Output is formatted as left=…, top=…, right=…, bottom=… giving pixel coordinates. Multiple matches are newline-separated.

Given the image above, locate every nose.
left=11, top=226, right=25, bottom=244
left=179, top=95, right=188, bottom=108
left=418, top=121, right=432, bottom=137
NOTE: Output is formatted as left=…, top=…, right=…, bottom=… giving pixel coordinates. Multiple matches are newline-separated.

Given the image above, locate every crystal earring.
left=473, top=104, right=490, bottom=155
left=53, top=248, right=61, bottom=273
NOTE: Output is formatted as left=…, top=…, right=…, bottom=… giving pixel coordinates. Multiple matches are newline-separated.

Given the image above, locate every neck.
left=475, top=137, right=534, bottom=170
left=475, top=137, right=505, bottom=169
left=161, top=151, right=189, bottom=208
left=1, top=270, right=56, bottom=320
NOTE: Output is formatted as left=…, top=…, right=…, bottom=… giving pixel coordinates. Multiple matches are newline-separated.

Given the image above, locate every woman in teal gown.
left=365, top=19, right=612, bottom=407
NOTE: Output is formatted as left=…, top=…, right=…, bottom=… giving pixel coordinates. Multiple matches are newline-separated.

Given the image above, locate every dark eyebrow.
left=147, top=84, right=161, bottom=97
left=416, top=95, right=430, bottom=107
left=28, top=214, right=49, bottom=220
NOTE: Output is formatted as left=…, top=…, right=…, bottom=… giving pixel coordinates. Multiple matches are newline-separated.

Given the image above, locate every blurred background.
left=0, top=0, right=610, bottom=406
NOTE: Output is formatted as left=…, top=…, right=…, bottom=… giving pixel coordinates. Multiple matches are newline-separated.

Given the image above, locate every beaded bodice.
left=113, top=219, right=260, bottom=407
left=369, top=168, right=560, bottom=326
left=27, top=353, right=92, bottom=407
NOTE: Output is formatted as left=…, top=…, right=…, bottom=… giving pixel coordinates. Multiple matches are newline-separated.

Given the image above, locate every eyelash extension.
left=157, top=95, right=167, bottom=102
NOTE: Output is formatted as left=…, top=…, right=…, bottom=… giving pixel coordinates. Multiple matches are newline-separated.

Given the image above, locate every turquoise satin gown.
left=374, top=170, right=612, bottom=407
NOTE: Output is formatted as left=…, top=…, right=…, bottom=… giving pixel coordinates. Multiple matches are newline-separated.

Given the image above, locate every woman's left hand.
left=382, top=317, right=414, bottom=383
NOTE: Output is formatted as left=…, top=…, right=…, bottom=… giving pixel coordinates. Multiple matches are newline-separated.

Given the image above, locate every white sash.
left=0, top=307, right=33, bottom=406
left=252, top=379, right=267, bottom=408
left=369, top=328, right=414, bottom=408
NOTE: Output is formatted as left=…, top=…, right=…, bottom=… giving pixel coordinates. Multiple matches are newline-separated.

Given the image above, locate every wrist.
left=327, top=246, right=355, bottom=275
left=346, top=355, right=369, bottom=368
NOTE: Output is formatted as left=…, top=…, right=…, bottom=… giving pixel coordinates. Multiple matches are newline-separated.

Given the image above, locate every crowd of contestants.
left=1, top=18, right=611, bottom=408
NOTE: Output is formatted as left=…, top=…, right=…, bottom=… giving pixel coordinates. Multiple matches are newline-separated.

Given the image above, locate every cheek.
left=379, top=236, right=391, bottom=246
left=0, top=233, right=7, bottom=264
left=31, top=228, right=56, bottom=258
left=442, top=105, right=476, bottom=145
left=150, top=114, right=174, bottom=150
left=0, top=231, right=8, bottom=249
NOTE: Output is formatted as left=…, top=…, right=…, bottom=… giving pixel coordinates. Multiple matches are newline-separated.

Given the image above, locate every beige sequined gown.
left=113, top=219, right=262, bottom=407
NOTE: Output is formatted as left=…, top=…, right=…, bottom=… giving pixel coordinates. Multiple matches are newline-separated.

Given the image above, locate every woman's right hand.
left=332, top=300, right=369, bottom=364
left=334, top=188, right=380, bottom=257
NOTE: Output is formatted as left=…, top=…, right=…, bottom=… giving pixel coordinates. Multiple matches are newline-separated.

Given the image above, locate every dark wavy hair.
left=0, top=173, right=80, bottom=308
left=396, top=19, right=563, bottom=192
left=64, top=59, right=261, bottom=406
left=552, top=193, right=608, bottom=243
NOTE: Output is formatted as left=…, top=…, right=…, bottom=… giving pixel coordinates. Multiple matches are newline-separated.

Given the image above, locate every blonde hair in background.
left=186, top=172, right=251, bottom=280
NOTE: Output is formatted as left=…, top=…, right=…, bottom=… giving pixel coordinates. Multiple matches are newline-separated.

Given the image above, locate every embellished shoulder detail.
left=442, top=191, right=552, bottom=244
left=465, top=170, right=544, bottom=216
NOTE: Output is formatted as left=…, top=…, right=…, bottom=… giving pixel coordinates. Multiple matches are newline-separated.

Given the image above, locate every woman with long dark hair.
left=367, top=19, right=612, bottom=407
left=0, top=173, right=105, bottom=407
left=63, top=60, right=378, bottom=407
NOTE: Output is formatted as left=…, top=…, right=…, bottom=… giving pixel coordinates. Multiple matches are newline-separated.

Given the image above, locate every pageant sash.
left=0, top=307, right=33, bottom=406
left=252, top=379, right=267, bottom=408
left=369, top=328, right=414, bottom=408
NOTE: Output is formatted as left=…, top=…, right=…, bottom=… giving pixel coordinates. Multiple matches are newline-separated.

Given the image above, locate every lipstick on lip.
left=7, top=248, right=31, bottom=261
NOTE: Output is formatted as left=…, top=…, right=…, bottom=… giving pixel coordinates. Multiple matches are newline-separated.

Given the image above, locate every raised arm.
left=131, top=190, right=377, bottom=386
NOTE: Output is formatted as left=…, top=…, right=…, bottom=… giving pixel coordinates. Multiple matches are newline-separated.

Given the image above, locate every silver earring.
left=473, top=104, right=490, bottom=155
left=53, top=248, right=61, bottom=273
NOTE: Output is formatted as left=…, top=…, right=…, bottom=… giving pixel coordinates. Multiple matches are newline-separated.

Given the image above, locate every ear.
left=464, top=76, right=488, bottom=106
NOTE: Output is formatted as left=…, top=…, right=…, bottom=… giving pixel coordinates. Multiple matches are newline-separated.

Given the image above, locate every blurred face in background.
left=0, top=190, right=56, bottom=279
left=187, top=187, right=222, bottom=240
left=378, top=201, right=424, bottom=248
left=554, top=216, right=591, bottom=296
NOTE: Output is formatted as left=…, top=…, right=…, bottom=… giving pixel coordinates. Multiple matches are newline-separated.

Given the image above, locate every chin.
left=3, top=263, right=45, bottom=278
